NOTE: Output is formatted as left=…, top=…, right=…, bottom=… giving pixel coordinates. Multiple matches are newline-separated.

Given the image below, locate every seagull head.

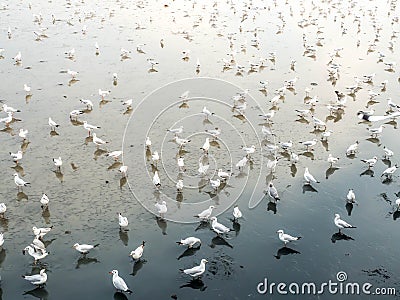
left=276, top=229, right=284, bottom=234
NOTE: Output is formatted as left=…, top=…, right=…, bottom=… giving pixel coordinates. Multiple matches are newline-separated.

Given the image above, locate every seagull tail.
left=126, top=289, right=133, bottom=294
left=24, top=182, right=31, bottom=186
left=94, top=244, right=100, bottom=248
left=176, top=241, right=183, bottom=245
left=316, top=181, right=320, bottom=183
left=179, top=269, right=184, bottom=272
left=297, top=236, right=302, bottom=240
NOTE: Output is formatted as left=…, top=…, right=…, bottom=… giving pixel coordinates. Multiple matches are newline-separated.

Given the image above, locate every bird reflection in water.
left=302, top=184, right=318, bottom=194
left=180, top=278, right=207, bottom=291
left=156, top=217, right=167, bottom=235
left=345, top=203, right=354, bottom=216
left=23, top=287, right=48, bottom=300
left=331, top=232, right=354, bottom=243
left=267, top=200, right=277, bottom=214
left=119, top=230, right=129, bottom=246
left=177, top=246, right=201, bottom=260
left=274, top=246, right=300, bottom=259
left=17, top=191, right=28, bottom=201
left=76, top=256, right=100, bottom=269
left=113, top=291, right=128, bottom=300
left=210, top=236, right=233, bottom=249
left=130, top=259, right=146, bottom=276
left=194, top=220, right=210, bottom=232
left=360, top=168, right=374, bottom=177
left=325, top=166, right=339, bottom=179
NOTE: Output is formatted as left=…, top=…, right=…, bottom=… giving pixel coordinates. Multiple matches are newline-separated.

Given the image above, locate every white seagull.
left=210, top=216, right=231, bottom=235
left=194, top=206, right=214, bottom=220
left=180, top=259, right=208, bottom=278
left=73, top=243, right=99, bottom=254
left=118, top=213, right=128, bottom=230
left=129, top=241, right=145, bottom=260
left=334, top=214, right=356, bottom=232
left=22, top=269, right=47, bottom=287
left=276, top=229, right=302, bottom=245
left=176, top=237, right=201, bottom=248
left=109, top=270, right=132, bottom=294
left=304, top=168, right=320, bottom=184
left=14, top=173, right=30, bottom=189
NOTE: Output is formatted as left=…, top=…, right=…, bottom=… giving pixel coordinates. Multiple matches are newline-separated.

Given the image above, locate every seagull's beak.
left=108, top=271, right=112, bottom=274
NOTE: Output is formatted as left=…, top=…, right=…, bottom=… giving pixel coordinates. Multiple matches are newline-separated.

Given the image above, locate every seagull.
left=40, top=193, right=49, bottom=209
left=53, top=157, right=62, bottom=170
left=176, top=179, right=184, bottom=192
left=69, top=110, right=84, bottom=120
left=0, top=112, right=13, bottom=126
left=153, top=171, right=161, bottom=187
left=92, top=133, right=108, bottom=147
left=200, top=138, right=210, bottom=153
left=321, top=130, right=333, bottom=140
left=122, top=99, right=133, bottom=108
left=0, top=233, right=3, bottom=247
left=67, top=69, right=78, bottom=79
left=334, top=213, right=356, bottom=232
left=242, top=145, right=256, bottom=156
left=202, top=107, right=214, bottom=119
left=367, top=125, right=385, bottom=137
left=346, top=189, right=357, bottom=204
left=119, top=165, right=128, bottom=177
left=32, top=226, right=53, bottom=239
left=210, top=217, right=231, bottom=235
left=194, top=206, right=214, bottom=220
left=177, top=156, right=185, bottom=171
left=145, top=136, right=152, bottom=147
left=259, top=111, right=275, bottom=122
left=198, top=162, right=209, bottom=176
left=176, top=237, right=201, bottom=248
left=80, top=99, right=94, bottom=110
left=381, top=164, right=398, bottom=178
left=276, top=229, right=302, bottom=245
left=155, top=200, right=167, bottom=217
left=109, top=270, right=133, bottom=294
left=3, top=104, right=21, bottom=114
left=129, top=241, right=145, bottom=260
left=98, top=89, right=111, bottom=99
left=299, top=139, right=318, bottom=151
left=18, top=128, right=28, bottom=140
left=361, top=156, right=378, bottom=168
left=383, top=146, right=394, bottom=159
left=174, top=136, right=191, bottom=147
left=167, top=126, right=183, bottom=136
left=105, top=150, right=123, bottom=161
left=83, top=121, right=100, bottom=136
left=48, top=117, right=60, bottom=130
left=14, top=173, right=30, bottom=189
left=0, top=203, right=6, bottom=217
left=217, top=169, right=231, bottom=181
left=118, top=213, right=128, bottom=230
left=304, top=167, right=320, bottom=184
left=233, top=205, right=242, bottom=221
left=327, top=154, right=339, bottom=166
left=10, top=150, right=23, bottom=163
left=210, top=178, right=221, bottom=191
left=312, top=116, right=326, bottom=129
left=13, top=51, right=22, bottom=63
left=72, top=243, right=100, bottom=255
left=151, top=151, right=160, bottom=165
left=387, top=98, right=400, bottom=111
left=266, top=182, right=280, bottom=201
left=236, top=156, right=248, bottom=170
left=23, top=245, right=49, bottom=263
left=180, top=259, right=208, bottom=278
left=346, top=141, right=359, bottom=155
left=205, top=127, right=221, bottom=138
left=22, top=269, right=47, bottom=287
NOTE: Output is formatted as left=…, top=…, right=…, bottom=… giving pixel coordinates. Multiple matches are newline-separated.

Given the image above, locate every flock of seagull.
left=0, top=0, right=400, bottom=297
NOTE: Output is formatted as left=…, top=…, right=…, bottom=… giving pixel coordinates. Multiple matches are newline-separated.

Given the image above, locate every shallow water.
left=0, top=0, right=400, bottom=299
